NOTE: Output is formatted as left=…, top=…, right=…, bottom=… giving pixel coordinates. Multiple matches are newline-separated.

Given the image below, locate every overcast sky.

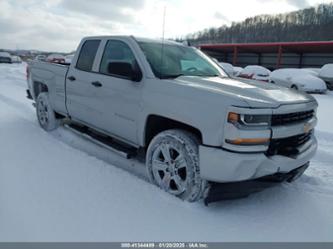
left=0, top=0, right=332, bottom=52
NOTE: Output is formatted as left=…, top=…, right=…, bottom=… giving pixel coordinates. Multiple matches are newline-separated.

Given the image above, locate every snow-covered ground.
left=0, top=63, right=332, bottom=242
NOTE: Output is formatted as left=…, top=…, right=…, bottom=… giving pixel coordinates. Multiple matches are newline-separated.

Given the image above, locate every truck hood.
left=173, top=76, right=316, bottom=108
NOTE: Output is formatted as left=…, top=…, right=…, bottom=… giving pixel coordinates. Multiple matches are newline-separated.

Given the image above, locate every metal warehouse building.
left=199, top=41, right=333, bottom=70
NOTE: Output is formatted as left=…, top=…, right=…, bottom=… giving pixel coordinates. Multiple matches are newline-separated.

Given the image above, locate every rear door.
left=66, top=39, right=101, bottom=124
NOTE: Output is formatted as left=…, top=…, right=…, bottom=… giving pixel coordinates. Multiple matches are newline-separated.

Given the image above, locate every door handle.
left=67, top=76, right=76, bottom=81
left=91, top=81, right=103, bottom=87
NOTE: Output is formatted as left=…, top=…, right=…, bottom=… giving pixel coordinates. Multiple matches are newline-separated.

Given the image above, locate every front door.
left=90, top=39, right=143, bottom=145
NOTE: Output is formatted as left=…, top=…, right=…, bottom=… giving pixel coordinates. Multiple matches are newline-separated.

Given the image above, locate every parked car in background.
left=64, top=54, right=75, bottom=64
left=0, top=52, right=12, bottom=63
left=233, top=66, right=243, bottom=77
left=218, top=62, right=234, bottom=76
left=35, top=55, right=46, bottom=61
left=238, top=65, right=271, bottom=82
left=319, top=64, right=333, bottom=90
left=46, top=54, right=65, bottom=64
left=270, top=68, right=327, bottom=93
left=11, top=55, right=22, bottom=63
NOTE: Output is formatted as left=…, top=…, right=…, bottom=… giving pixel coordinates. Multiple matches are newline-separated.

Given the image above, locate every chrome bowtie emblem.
left=304, top=122, right=312, bottom=133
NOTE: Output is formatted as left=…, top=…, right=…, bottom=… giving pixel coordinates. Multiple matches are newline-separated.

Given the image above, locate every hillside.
left=183, top=3, right=333, bottom=45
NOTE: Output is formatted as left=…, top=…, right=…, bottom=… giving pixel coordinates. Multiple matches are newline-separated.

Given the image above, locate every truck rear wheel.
left=146, top=129, right=206, bottom=202
left=36, top=92, right=60, bottom=131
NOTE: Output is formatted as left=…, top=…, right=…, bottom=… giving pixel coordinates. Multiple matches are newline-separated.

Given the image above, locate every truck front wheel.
left=36, top=92, right=60, bottom=131
left=146, top=129, right=206, bottom=202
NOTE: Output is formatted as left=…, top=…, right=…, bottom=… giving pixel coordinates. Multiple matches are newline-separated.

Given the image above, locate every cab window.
left=99, top=40, right=137, bottom=77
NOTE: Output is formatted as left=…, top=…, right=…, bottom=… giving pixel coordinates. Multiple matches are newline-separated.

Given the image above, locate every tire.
left=36, top=92, right=60, bottom=131
left=146, top=129, right=206, bottom=202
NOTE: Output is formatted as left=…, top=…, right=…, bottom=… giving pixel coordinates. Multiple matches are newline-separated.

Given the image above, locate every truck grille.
left=271, top=110, right=314, bottom=126
left=266, top=131, right=313, bottom=157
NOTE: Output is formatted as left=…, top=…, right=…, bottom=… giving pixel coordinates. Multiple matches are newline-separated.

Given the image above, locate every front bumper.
left=199, top=136, right=317, bottom=183
left=204, top=163, right=309, bottom=205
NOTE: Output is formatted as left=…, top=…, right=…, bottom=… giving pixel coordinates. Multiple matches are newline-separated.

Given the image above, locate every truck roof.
left=82, top=35, right=182, bottom=46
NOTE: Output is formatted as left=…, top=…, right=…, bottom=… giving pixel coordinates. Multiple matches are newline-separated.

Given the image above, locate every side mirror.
left=107, top=62, right=142, bottom=82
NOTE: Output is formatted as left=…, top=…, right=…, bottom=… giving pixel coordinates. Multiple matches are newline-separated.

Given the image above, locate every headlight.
left=224, top=112, right=271, bottom=152
left=228, top=112, right=271, bottom=126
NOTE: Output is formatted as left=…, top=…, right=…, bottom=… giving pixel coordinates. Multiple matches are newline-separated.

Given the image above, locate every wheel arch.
left=33, top=80, right=49, bottom=99
left=144, top=114, right=203, bottom=148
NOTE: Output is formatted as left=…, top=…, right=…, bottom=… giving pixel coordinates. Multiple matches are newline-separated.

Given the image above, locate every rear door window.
left=76, top=40, right=101, bottom=72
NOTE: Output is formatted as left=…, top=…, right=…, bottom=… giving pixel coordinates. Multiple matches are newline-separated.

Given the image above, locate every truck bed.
left=28, top=60, right=69, bottom=115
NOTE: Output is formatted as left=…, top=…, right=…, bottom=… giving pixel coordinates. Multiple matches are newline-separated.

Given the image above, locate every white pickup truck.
left=27, top=36, right=318, bottom=204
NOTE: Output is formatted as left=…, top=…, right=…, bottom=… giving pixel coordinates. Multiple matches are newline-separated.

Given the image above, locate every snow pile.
left=0, top=63, right=333, bottom=242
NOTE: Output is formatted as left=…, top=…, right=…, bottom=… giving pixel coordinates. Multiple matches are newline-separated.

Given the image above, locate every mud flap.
left=26, top=89, right=33, bottom=100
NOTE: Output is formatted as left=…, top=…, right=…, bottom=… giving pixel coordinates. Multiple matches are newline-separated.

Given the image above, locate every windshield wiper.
left=160, top=74, right=184, bottom=79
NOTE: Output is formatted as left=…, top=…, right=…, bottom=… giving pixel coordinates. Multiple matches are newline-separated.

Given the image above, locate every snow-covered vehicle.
left=11, top=55, right=22, bottom=64
left=233, top=66, right=243, bottom=76
left=27, top=36, right=318, bottom=204
left=0, top=52, right=12, bottom=64
left=302, top=68, right=320, bottom=76
left=218, top=62, right=234, bottom=76
left=64, top=54, right=74, bottom=64
left=34, top=55, right=46, bottom=61
left=319, top=64, right=333, bottom=90
left=270, top=68, right=327, bottom=93
left=46, top=54, right=65, bottom=64
left=238, top=65, right=271, bottom=82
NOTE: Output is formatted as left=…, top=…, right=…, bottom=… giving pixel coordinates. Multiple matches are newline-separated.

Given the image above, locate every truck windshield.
left=138, top=41, right=227, bottom=79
